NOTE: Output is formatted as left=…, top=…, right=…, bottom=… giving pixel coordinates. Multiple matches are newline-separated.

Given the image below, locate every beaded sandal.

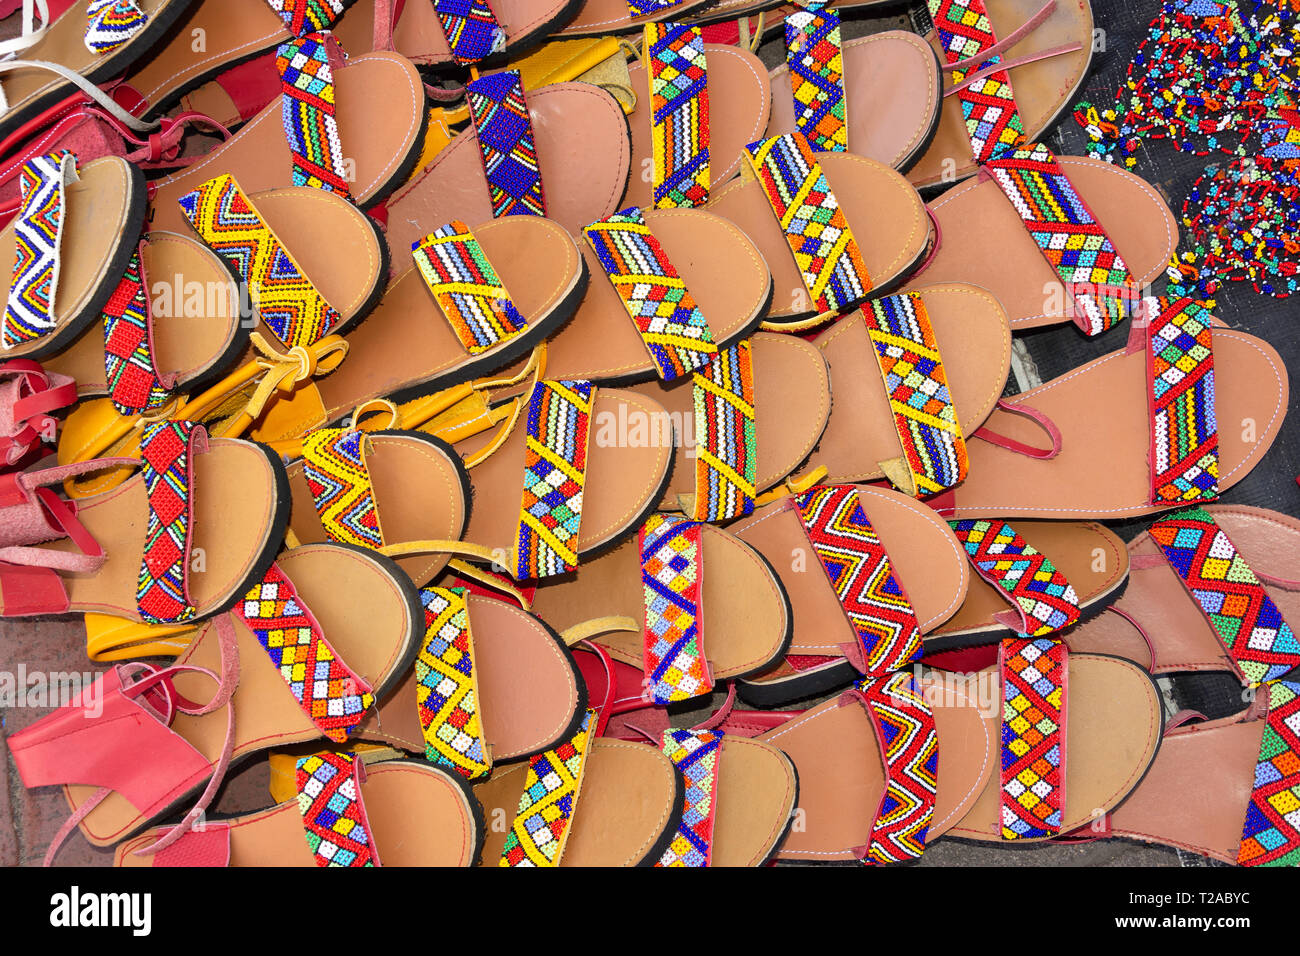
left=707, top=132, right=930, bottom=332
left=931, top=297, right=1287, bottom=520
left=766, top=16, right=943, bottom=173
left=9, top=543, right=424, bottom=861
left=383, top=73, right=631, bottom=244
left=114, top=750, right=483, bottom=867
left=556, top=0, right=719, bottom=38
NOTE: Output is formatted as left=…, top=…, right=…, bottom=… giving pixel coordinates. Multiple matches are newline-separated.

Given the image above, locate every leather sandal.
left=0, top=358, right=76, bottom=466
left=556, top=0, right=718, bottom=38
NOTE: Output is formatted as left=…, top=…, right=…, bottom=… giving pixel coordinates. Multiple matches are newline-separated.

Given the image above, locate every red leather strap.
left=152, top=823, right=232, bottom=867
left=213, top=54, right=285, bottom=123
left=973, top=398, right=1063, bottom=459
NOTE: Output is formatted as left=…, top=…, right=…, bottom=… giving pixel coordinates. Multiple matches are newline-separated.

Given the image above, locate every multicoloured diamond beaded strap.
left=584, top=207, right=717, bottom=381
left=785, top=9, right=847, bottom=153
left=3, top=151, right=75, bottom=350
left=1147, top=296, right=1219, bottom=505
left=999, top=637, right=1066, bottom=840
left=742, top=133, right=871, bottom=318
left=302, top=427, right=384, bottom=549
left=646, top=23, right=710, bottom=209
left=411, top=221, right=527, bottom=354
left=656, top=729, right=722, bottom=867
left=794, top=484, right=923, bottom=675
left=641, top=515, right=711, bottom=705
left=416, top=587, right=490, bottom=780
left=1148, top=508, right=1300, bottom=687
left=433, top=0, right=507, bottom=65
left=500, top=709, right=594, bottom=866
left=296, top=751, right=378, bottom=867
left=985, top=142, right=1139, bottom=335
left=136, top=420, right=203, bottom=625
left=265, top=0, right=347, bottom=36
left=691, top=340, right=756, bottom=522
left=102, top=245, right=173, bottom=416
left=179, top=174, right=341, bottom=349
left=277, top=33, right=351, bottom=197
left=466, top=71, right=547, bottom=218
left=948, top=520, right=1081, bottom=637
left=855, top=672, right=939, bottom=865
left=85, top=0, right=148, bottom=54
left=1237, top=680, right=1300, bottom=866
left=862, top=293, right=968, bottom=497
left=515, top=380, right=594, bottom=580
left=236, top=562, right=376, bottom=742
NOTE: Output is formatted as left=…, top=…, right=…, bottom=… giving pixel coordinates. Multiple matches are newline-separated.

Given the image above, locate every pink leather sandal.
left=0, top=359, right=75, bottom=467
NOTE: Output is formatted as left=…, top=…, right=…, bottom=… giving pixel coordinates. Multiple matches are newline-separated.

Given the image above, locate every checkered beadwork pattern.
left=102, top=247, right=170, bottom=415
left=3, top=151, right=74, bottom=349
left=863, top=293, right=968, bottom=497
left=743, top=133, right=870, bottom=316
left=500, top=710, right=594, bottom=866
left=949, top=520, right=1081, bottom=637
left=986, top=142, right=1139, bottom=336
left=691, top=340, right=755, bottom=522
left=416, top=587, right=490, bottom=780
left=858, top=672, right=939, bottom=864
left=1147, top=296, right=1219, bottom=504
left=411, top=221, right=526, bottom=354
left=1000, top=637, right=1066, bottom=839
left=277, top=34, right=351, bottom=197
left=785, top=9, right=847, bottom=153
left=236, top=562, right=375, bottom=742
left=641, top=515, right=711, bottom=704
left=296, top=752, right=377, bottom=867
left=179, top=174, right=340, bottom=349
left=656, top=729, right=722, bottom=867
left=84, top=0, right=147, bottom=53
left=515, top=380, right=594, bottom=580
left=1238, top=680, right=1300, bottom=866
left=926, top=0, right=1025, bottom=164
left=1149, top=508, right=1299, bottom=687
left=265, top=0, right=346, bottom=35
left=302, top=427, right=383, bottom=549
left=795, top=484, right=923, bottom=676
left=136, top=420, right=199, bottom=625
left=466, top=71, right=547, bottom=218
left=646, top=23, right=710, bottom=209
left=434, top=0, right=506, bottom=64
left=584, top=206, right=717, bottom=380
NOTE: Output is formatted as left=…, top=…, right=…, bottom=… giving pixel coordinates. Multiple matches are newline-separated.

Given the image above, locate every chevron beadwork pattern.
left=3, top=151, right=75, bottom=350
left=1148, top=296, right=1219, bottom=504
left=641, top=515, right=711, bottom=704
left=1000, top=637, right=1065, bottom=840
left=858, top=672, right=939, bottom=864
left=84, top=0, right=148, bottom=53
left=302, top=427, right=384, bottom=549
left=416, top=587, right=490, bottom=780
left=656, top=729, right=723, bottom=867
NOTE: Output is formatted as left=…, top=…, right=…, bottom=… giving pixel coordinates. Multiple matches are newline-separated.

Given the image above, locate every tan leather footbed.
left=710, top=736, right=799, bottom=866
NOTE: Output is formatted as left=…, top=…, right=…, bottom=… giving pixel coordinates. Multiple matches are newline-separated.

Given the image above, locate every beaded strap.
left=433, top=0, right=507, bottom=65
left=856, top=672, right=939, bottom=865
left=416, top=587, right=490, bottom=780
left=3, top=151, right=75, bottom=350
left=296, top=751, right=379, bottom=867
left=646, top=22, right=710, bottom=209
left=785, top=9, right=847, bottom=153
left=1147, top=296, right=1219, bottom=505
left=794, top=484, right=923, bottom=675
left=136, top=420, right=202, bottom=625
left=1238, top=680, right=1300, bottom=867
left=236, top=562, right=376, bottom=742
left=583, top=207, right=717, bottom=381
left=179, top=174, right=340, bottom=349
left=103, top=246, right=172, bottom=415
left=948, top=520, right=1081, bottom=636
left=515, top=380, right=594, bottom=580
left=302, top=427, right=384, bottom=549
left=466, top=71, right=547, bottom=218
left=862, top=293, right=968, bottom=497
left=656, top=729, right=723, bottom=867
left=277, top=33, right=351, bottom=197
left=265, top=0, right=346, bottom=35
left=1148, top=507, right=1299, bottom=687
left=742, top=133, right=870, bottom=317
left=85, top=0, right=148, bottom=54
left=411, top=221, right=526, bottom=354
left=691, top=340, right=756, bottom=522
left=500, top=709, right=594, bottom=866
left=999, top=637, right=1066, bottom=840
left=627, top=0, right=685, bottom=15
left=641, top=515, right=711, bottom=704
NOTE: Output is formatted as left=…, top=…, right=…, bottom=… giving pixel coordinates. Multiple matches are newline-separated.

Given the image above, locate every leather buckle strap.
left=999, top=636, right=1067, bottom=839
